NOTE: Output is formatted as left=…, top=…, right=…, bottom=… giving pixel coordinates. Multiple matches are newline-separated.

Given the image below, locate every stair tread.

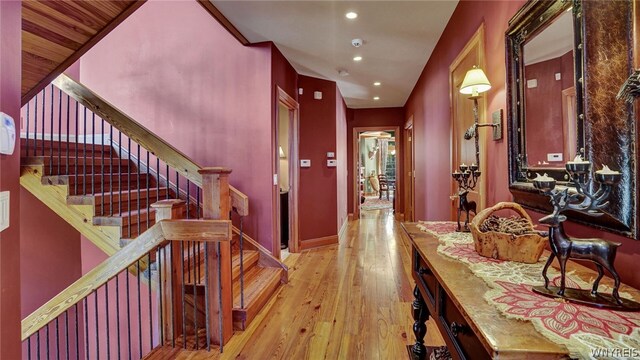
left=68, top=187, right=170, bottom=205
left=93, top=208, right=156, bottom=227
left=22, top=156, right=129, bottom=165
left=232, top=266, right=282, bottom=309
left=231, top=250, right=260, bottom=281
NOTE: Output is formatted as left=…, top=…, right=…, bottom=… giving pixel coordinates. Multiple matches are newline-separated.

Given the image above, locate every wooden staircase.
left=21, top=139, right=285, bottom=331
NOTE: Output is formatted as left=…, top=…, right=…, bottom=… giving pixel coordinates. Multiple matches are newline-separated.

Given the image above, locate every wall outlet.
left=300, top=159, right=311, bottom=168
left=547, top=153, right=563, bottom=162
left=327, top=159, right=337, bottom=167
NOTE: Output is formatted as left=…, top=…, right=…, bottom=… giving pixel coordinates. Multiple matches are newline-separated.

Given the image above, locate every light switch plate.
left=327, top=159, right=337, bottom=167
left=527, top=79, right=538, bottom=88
left=327, top=152, right=335, bottom=158
left=0, top=191, right=9, bottom=232
left=300, top=159, right=311, bottom=168
left=547, top=153, right=563, bottom=162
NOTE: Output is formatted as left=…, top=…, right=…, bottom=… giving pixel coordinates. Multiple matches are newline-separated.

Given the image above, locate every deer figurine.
left=533, top=164, right=624, bottom=305
left=539, top=213, right=622, bottom=304
left=457, top=190, right=477, bottom=232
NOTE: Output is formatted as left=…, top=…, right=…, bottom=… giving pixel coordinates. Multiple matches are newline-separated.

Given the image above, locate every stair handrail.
left=52, top=73, right=249, bottom=216
left=21, top=217, right=232, bottom=341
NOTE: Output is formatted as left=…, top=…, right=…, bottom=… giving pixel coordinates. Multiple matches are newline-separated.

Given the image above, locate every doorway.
left=352, top=126, right=400, bottom=219
left=404, top=117, right=415, bottom=222
left=449, top=24, right=487, bottom=220
left=274, top=87, right=299, bottom=259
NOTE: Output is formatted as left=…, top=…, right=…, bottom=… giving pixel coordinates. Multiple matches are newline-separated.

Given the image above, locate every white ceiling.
left=211, top=1, right=459, bottom=108
left=524, top=10, right=573, bottom=65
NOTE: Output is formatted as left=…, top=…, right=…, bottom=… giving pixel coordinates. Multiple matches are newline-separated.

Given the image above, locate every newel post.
left=198, top=167, right=234, bottom=345
left=151, top=199, right=186, bottom=344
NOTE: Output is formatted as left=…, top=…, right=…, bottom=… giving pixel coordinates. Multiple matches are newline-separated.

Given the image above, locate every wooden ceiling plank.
left=22, top=31, right=75, bottom=63
left=25, top=1, right=99, bottom=35
left=71, top=1, right=121, bottom=23
left=21, top=0, right=148, bottom=104
left=45, top=0, right=111, bottom=31
left=22, top=19, right=83, bottom=51
left=100, top=1, right=137, bottom=17
left=22, top=4, right=94, bottom=42
left=66, top=1, right=113, bottom=26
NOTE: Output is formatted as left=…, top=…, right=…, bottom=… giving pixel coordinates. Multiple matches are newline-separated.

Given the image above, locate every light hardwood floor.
left=164, top=209, right=444, bottom=359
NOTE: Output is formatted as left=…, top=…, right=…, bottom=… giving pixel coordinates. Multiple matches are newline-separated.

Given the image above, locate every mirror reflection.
left=523, top=10, right=576, bottom=170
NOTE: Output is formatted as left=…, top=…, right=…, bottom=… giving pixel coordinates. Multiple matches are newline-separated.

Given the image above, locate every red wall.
left=524, top=51, right=573, bottom=165
left=78, top=0, right=275, bottom=250
left=20, top=189, right=82, bottom=316
left=405, top=0, right=640, bottom=289
left=0, top=1, right=23, bottom=357
left=271, top=44, right=298, bottom=101
left=298, top=75, right=338, bottom=242
left=346, top=108, right=405, bottom=215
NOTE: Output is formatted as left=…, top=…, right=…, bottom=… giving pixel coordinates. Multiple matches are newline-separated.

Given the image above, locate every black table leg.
left=411, top=284, right=429, bottom=360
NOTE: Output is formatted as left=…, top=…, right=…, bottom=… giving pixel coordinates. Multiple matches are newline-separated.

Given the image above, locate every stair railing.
left=21, top=197, right=232, bottom=359
left=21, top=74, right=250, bottom=311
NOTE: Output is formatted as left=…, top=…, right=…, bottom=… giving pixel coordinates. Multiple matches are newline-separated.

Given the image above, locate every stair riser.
left=42, top=164, right=132, bottom=176
left=20, top=149, right=114, bottom=158
left=94, top=195, right=168, bottom=217
left=120, top=222, right=155, bottom=238
left=68, top=183, right=153, bottom=196
left=21, top=139, right=113, bottom=151
left=43, top=175, right=154, bottom=189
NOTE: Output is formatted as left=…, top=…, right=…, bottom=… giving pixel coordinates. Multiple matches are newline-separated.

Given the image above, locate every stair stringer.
left=21, top=164, right=121, bottom=255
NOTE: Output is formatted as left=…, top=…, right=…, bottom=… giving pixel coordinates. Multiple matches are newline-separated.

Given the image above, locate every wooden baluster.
left=198, top=167, right=233, bottom=345
left=151, top=199, right=186, bottom=346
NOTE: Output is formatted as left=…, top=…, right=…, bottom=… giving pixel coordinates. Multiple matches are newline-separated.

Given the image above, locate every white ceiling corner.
left=211, top=0, right=459, bottom=108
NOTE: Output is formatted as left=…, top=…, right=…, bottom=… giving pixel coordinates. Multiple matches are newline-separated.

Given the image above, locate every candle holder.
left=451, top=163, right=480, bottom=232
left=531, top=158, right=640, bottom=310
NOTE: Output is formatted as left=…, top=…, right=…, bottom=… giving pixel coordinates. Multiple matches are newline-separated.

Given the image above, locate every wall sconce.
left=451, top=65, right=495, bottom=232
left=460, top=66, right=501, bottom=164
left=279, top=146, right=286, bottom=159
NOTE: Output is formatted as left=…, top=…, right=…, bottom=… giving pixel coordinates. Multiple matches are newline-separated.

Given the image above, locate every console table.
left=401, top=222, right=568, bottom=360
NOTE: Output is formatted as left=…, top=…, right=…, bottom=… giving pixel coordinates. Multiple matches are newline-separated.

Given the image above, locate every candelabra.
left=532, top=158, right=639, bottom=310
left=451, top=163, right=480, bottom=232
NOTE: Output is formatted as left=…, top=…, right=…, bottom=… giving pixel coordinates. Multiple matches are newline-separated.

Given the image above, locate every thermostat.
left=0, top=112, right=16, bottom=155
left=300, top=159, right=311, bottom=168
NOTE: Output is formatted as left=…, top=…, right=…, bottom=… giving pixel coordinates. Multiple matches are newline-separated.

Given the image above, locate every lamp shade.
left=459, top=66, right=491, bottom=95
left=279, top=146, right=286, bottom=158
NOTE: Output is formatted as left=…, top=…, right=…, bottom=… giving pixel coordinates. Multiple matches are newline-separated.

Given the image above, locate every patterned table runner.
left=417, top=221, right=640, bottom=360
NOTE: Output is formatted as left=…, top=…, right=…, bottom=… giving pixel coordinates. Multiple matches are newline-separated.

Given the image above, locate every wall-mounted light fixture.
left=460, top=66, right=502, bottom=165
left=279, top=146, right=286, bottom=159
left=451, top=65, right=498, bottom=232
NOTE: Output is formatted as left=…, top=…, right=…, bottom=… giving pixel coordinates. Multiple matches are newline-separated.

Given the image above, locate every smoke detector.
left=351, top=38, right=363, bottom=48
left=338, top=69, right=350, bottom=76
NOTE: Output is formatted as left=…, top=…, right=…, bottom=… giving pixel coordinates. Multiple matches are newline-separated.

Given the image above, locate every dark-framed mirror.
left=506, top=0, right=637, bottom=238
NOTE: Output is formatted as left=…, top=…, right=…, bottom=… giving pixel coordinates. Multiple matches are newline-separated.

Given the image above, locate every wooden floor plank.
left=222, top=209, right=444, bottom=359
left=148, top=209, right=444, bottom=359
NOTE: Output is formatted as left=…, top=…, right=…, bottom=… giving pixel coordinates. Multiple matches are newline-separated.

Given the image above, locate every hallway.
left=217, top=209, right=444, bottom=359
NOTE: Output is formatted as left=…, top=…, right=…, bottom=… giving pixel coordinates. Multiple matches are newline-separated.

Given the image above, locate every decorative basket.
left=469, top=202, right=546, bottom=263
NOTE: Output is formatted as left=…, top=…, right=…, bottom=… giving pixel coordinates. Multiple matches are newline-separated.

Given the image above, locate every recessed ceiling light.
left=346, top=12, right=358, bottom=19
left=353, top=56, right=362, bottom=62
left=373, top=82, right=381, bottom=86
left=373, top=96, right=380, bottom=100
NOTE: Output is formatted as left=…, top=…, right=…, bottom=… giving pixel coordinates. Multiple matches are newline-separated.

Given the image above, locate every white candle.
left=596, top=165, right=621, bottom=175
left=534, top=173, right=555, bottom=182
left=568, top=155, right=590, bottom=164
